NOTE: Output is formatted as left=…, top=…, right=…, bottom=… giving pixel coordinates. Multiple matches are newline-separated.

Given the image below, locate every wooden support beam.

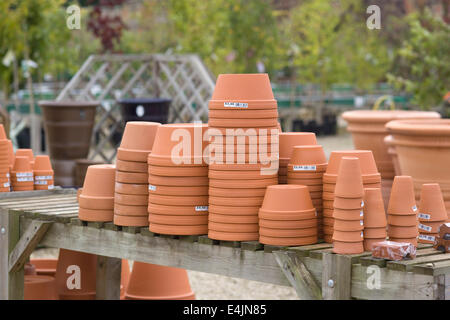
left=321, top=252, right=352, bottom=300
left=96, top=255, right=122, bottom=300
left=273, top=250, right=322, bottom=300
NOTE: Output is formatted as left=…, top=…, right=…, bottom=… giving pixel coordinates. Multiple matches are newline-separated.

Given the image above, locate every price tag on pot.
left=418, top=213, right=431, bottom=220
left=412, top=205, right=418, bottom=212
left=17, top=177, right=33, bottom=182
left=195, top=206, right=208, bottom=212
left=361, top=201, right=364, bottom=208
left=48, top=185, right=54, bottom=190
left=224, top=102, right=248, bottom=108
left=3, top=182, right=10, bottom=188
left=360, top=231, right=364, bottom=238
left=34, top=180, right=48, bottom=185
left=360, top=220, right=364, bottom=226
left=418, top=223, right=432, bottom=232
left=148, top=184, right=156, bottom=191
left=15, top=172, right=33, bottom=177
left=360, top=210, right=364, bottom=217
left=418, top=234, right=435, bottom=242
left=35, top=175, right=53, bottom=180
left=6, top=173, right=9, bottom=178
left=293, top=165, right=317, bottom=171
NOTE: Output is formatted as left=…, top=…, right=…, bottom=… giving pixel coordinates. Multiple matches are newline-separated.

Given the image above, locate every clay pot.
left=333, top=208, right=364, bottom=220
left=116, top=159, right=148, bottom=173
left=387, top=214, right=417, bottom=226
left=259, top=226, right=317, bottom=238
left=120, top=260, right=130, bottom=300
left=208, top=108, right=278, bottom=119
left=209, top=221, right=259, bottom=233
left=209, top=196, right=263, bottom=207
left=116, top=171, right=148, bottom=184
left=364, top=238, right=386, bottom=251
left=333, top=241, right=364, bottom=254
left=115, top=182, right=149, bottom=195
left=384, top=135, right=401, bottom=176
left=114, top=214, right=149, bottom=226
left=334, top=157, right=364, bottom=198
left=209, top=213, right=258, bottom=224
left=117, top=121, right=161, bottom=162
left=33, top=155, right=54, bottom=186
left=333, top=197, right=364, bottom=210
left=418, top=221, right=444, bottom=234
left=363, top=188, right=387, bottom=228
left=324, top=150, right=380, bottom=182
left=55, top=249, right=96, bottom=300
left=74, top=159, right=104, bottom=187
left=209, top=177, right=277, bottom=189
left=418, top=183, right=448, bottom=221
left=80, top=164, right=115, bottom=209
left=208, top=230, right=259, bottom=241
left=11, top=156, right=33, bottom=190
left=79, top=207, right=113, bottom=222
left=147, top=153, right=205, bottom=168
left=148, top=203, right=208, bottom=216
left=259, top=218, right=317, bottom=229
left=208, top=186, right=266, bottom=197
left=287, top=171, right=324, bottom=179
left=125, top=262, right=195, bottom=300
left=279, top=132, right=317, bottom=159
left=209, top=204, right=259, bottom=216
left=289, top=145, right=327, bottom=167
left=149, top=174, right=209, bottom=187
left=342, top=110, right=440, bottom=179
left=24, top=275, right=58, bottom=300
left=418, top=233, right=439, bottom=244
left=261, top=185, right=314, bottom=212
left=388, top=225, right=418, bottom=238
left=150, top=184, right=208, bottom=196
left=149, top=194, right=208, bottom=206
left=150, top=223, right=207, bottom=235
left=78, top=196, right=114, bottom=210
left=115, top=193, right=148, bottom=206
left=334, top=218, right=364, bottom=231
left=364, top=227, right=387, bottom=238
left=208, top=169, right=277, bottom=180
left=209, top=118, right=278, bottom=128
left=30, top=259, right=58, bottom=277
left=333, top=230, right=364, bottom=242
left=387, top=176, right=417, bottom=215
left=259, top=208, right=317, bottom=221
left=149, top=213, right=208, bottom=226
left=114, top=203, right=148, bottom=216
left=260, top=234, right=317, bottom=246
left=149, top=164, right=208, bottom=177
left=16, top=149, right=34, bottom=165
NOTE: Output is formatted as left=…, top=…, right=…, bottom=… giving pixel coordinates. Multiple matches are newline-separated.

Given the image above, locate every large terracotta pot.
left=386, top=119, right=450, bottom=220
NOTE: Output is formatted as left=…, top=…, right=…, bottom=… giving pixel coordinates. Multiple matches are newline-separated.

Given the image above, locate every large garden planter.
left=386, top=119, right=450, bottom=220
left=119, top=98, right=171, bottom=124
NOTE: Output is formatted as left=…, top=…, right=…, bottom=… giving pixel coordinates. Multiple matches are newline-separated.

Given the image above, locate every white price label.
left=16, top=177, right=33, bottom=182
left=418, top=213, right=431, bottom=220
left=360, top=220, right=364, bottom=226
left=360, top=210, right=364, bottom=217
left=293, top=165, right=317, bottom=171
left=418, top=234, right=435, bottom=242
left=34, top=180, right=48, bottom=185
left=361, top=201, right=364, bottom=208
left=148, top=185, right=156, bottom=191
left=195, top=206, right=208, bottom=212
left=223, top=102, right=248, bottom=108
left=412, top=205, right=418, bottom=212
left=360, top=231, right=364, bottom=238
left=15, top=172, right=33, bottom=177
left=48, top=185, right=54, bottom=190
left=418, top=223, right=432, bottom=232
left=35, top=175, right=53, bottom=180
left=3, top=182, right=10, bottom=187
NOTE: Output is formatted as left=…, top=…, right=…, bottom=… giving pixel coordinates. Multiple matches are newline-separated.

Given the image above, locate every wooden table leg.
left=96, top=255, right=122, bottom=300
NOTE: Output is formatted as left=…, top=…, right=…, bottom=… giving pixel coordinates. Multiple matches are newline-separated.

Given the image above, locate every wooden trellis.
left=56, top=54, right=215, bottom=163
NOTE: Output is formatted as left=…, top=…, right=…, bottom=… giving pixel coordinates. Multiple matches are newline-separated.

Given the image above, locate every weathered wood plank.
left=322, top=253, right=352, bottom=300
left=286, top=243, right=333, bottom=257
left=387, top=253, right=450, bottom=272
left=0, top=188, right=65, bottom=201
left=264, top=245, right=287, bottom=253
left=198, top=236, right=219, bottom=245
left=104, top=222, right=120, bottom=231
left=96, top=256, right=121, bottom=300
left=241, top=241, right=264, bottom=251
left=413, top=260, right=450, bottom=276
left=0, top=195, right=76, bottom=207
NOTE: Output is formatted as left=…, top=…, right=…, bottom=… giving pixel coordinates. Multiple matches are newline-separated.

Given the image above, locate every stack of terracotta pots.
left=417, top=183, right=448, bottom=244
left=114, top=121, right=161, bottom=227
left=363, top=188, right=387, bottom=251
left=33, top=155, right=54, bottom=190
left=11, top=156, right=34, bottom=191
left=78, top=164, right=116, bottom=222
left=287, top=145, right=327, bottom=238
left=279, top=132, right=317, bottom=184
left=207, top=74, right=279, bottom=241
left=125, top=262, right=195, bottom=300
left=16, top=149, right=34, bottom=166
left=259, top=185, right=318, bottom=246
left=7, top=140, right=14, bottom=173
left=332, top=157, right=365, bottom=254
left=322, top=150, right=380, bottom=243
left=387, top=176, right=419, bottom=246
left=147, top=123, right=209, bottom=235
left=0, top=125, right=10, bottom=192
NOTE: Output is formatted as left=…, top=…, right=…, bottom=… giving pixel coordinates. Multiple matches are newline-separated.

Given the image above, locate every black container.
left=119, top=98, right=171, bottom=124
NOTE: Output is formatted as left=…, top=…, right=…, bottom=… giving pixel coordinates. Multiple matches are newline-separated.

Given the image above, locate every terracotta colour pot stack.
left=55, top=249, right=97, bottom=300
left=387, top=176, right=419, bottom=246
left=417, top=183, right=448, bottom=244
left=78, top=164, right=116, bottom=222
left=114, top=121, right=161, bottom=227
left=30, top=259, right=58, bottom=277
left=24, top=275, right=58, bottom=300
left=16, top=148, right=34, bottom=166
left=207, top=74, right=279, bottom=241
left=33, top=155, right=54, bottom=190
left=11, top=156, right=34, bottom=191
left=125, top=262, right=195, bottom=300
left=332, top=157, right=365, bottom=254
left=147, top=123, right=209, bottom=235
left=287, top=145, right=327, bottom=238
left=0, top=125, right=11, bottom=192
left=258, top=185, right=318, bottom=246
left=363, top=188, right=387, bottom=251
left=386, top=119, right=450, bottom=220
left=279, top=132, right=317, bottom=184
left=322, top=150, right=380, bottom=243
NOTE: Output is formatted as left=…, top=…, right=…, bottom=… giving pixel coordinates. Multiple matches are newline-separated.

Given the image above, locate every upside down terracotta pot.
left=117, top=121, right=161, bottom=162
left=33, top=155, right=54, bottom=190
left=74, top=159, right=104, bottom=187
left=24, top=275, right=58, bottom=300
left=15, top=149, right=34, bottom=166
left=417, top=183, right=447, bottom=243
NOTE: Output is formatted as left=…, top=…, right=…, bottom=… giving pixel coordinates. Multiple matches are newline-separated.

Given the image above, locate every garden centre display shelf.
left=0, top=189, right=448, bottom=300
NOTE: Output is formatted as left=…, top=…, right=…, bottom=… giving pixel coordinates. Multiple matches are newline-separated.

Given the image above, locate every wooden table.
left=0, top=189, right=448, bottom=300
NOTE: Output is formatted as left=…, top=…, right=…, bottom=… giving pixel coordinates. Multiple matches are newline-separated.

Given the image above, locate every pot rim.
left=342, top=110, right=440, bottom=123
left=386, top=119, right=450, bottom=136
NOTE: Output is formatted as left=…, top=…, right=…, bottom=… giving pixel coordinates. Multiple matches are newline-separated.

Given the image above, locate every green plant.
left=387, top=9, right=450, bottom=109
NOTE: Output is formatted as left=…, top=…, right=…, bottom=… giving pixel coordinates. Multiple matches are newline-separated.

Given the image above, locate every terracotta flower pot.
left=115, top=193, right=148, bottom=206
left=387, top=214, right=418, bottom=226
left=15, top=149, right=34, bottom=166
left=261, top=184, right=314, bottom=212
left=363, top=227, right=387, bottom=238
left=117, top=121, right=161, bottom=162
left=259, top=208, right=317, bottom=221
left=120, top=259, right=130, bottom=300
left=287, top=172, right=324, bottom=180
left=209, top=221, right=259, bottom=233
left=333, top=208, right=364, bottom=220
left=279, top=132, right=317, bottom=159
left=287, top=178, right=323, bottom=187
left=209, top=213, right=258, bottom=224
left=209, top=196, right=263, bottom=207
left=149, top=164, right=208, bottom=177
left=334, top=157, right=364, bottom=198
left=55, top=249, right=96, bottom=300
left=333, top=230, right=364, bottom=242
left=78, top=196, right=114, bottom=210
left=115, top=182, right=149, bottom=195
left=150, top=223, right=207, bottom=235
left=30, top=259, right=58, bottom=277
left=388, top=225, right=418, bottom=238
left=387, top=176, right=417, bottom=215
left=342, top=110, right=440, bottom=179
left=116, top=159, right=148, bottom=173
left=149, top=194, right=208, bottom=206
left=149, top=174, right=209, bottom=187
left=324, top=150, right=380, bottom=183
left=208, top=186, right=266, bottom=197
left=148, top=203, right=208, bottom=216
left=79, top=207, right=113, bottom=222
left=364, top=238, right=386, bottom=251
left=259, top=234, right=317, bottom=246
left=33, top=155, right=54, bottom=189
left=384, top=135, right=401, bottom=176
left=334, top=218, right=364, bottom=231
left=288, top=145, right=327, bottom=168
left=114, top=214, right=149, bottom=227
left=259, top=226, right=317, bottom=238
left=259, top=218, right=317, bottom=229
left=208, top=230, right=258, bottom=241
left=125, top=262, right=195, bottom=300
left=81, top=164, right=115, bottom=198
left=209, top=204, right=259, bottom=216
left=208, top=108, right=278, bottom=119
left=209, top=177, right=277, bottom=189
left=114, top=203, right=148, bottom=216
left=150, top=184, right=208, bottom=196
left=333, top=197, right=364, bottom=210
left=116, top=171, right=148, bottom=184
left=24, top=275, right=58, bottom=300
left=418, top=233, right=439, bottom=244
left=333, top=241, right=364, bottom=254
left=418, top=183, right=448, bottom=222
left=147, top=154, right=205, bottom=168
left=209, top=118, right=279, bottom=128
left=418, top=221, right=444, bottom=234
left=208, top=169, right=277, bottom=180
left=149, top=213, right=208, bottom=226
left=386, top=119, right=450, bottom=216
left=363, top=188, right=387, bottom=228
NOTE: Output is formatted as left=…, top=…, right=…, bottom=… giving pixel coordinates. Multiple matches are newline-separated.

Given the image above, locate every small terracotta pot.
left=279, top=132, right=317, bottom=159
left=333, top=197, right=364, bottom=210
left=116, top=171, right=148, bottom=184
left=116, top=159, right=148, bottom=173
left=79, top=207, right=114, bottom=222
left=209, top=151, right=277, bottom=164
left=261, top=184, right=314, bottom=212
left=150, top=223, right=207, bottom=235
left=209, top=213, right=258, bottom=224
left=209, top=221, right=259, bottom=233
left=78, top=195, right=114, bottom=210
left=209, top=204, right=259, bottom=216
left=387, top=214, right=417, bottom=226
left=149, top=194, right=208, bottom=206
left=115, top=193, right=148, bottom=206
left=418, top=221, right=445, bottom=234
left=418, top=183, right=448, bottom=222
left=333, top=241, right=364, bottom=254
left=334, top=157, right=364, bottom=198
left=81, top=164, right=116, bottom=198
left=15, top=149, right=34, bottom=165
left=115, top=182, right=148, bottom=195
left=363, top=188, right=387, bottom=228
left=114, top=214, right=149, bottom=226
left=259, top=235, right=317, bottom=246
left=208, top=195, right=264, bottom=207
left=125, top=262, right=195, bottom=300
left=30, top=259, right=58, bottom=277
left=388, top=225, right=418, bottom=238
left=150, top=184, right=208, bottom=196
left=209, top=177, right=277, bottom=189
left=363, top=227, right=387, bottom=238
left=208, top=186, right=266, bottom=197
left=149, top=213, right=208, bottom=226
left=149, top=174, right=209, bottom=187
left=149, top=164, right=208, bottom=177
left=289, top=144, right=326, bottom=166
left=333, top=218, right=364, bottom=231
left=387, top=176, right=417, bottom=215
left=364, top=238, right=386, bottom=251
left=55, top=249, right=96, bottom=300
left=208, top=169, right=277, bottom=180
left=118, top=121, right=161, bottom=162
left=12, top=156, right=32, bottom=172
left=148, top=203, right=208, bottom=216
left=259, top=226, right=317, bottom=238
left=210, top=73, right=275, bottom=101
left=24, top=275, right=58, bottom=300
left=33, top=155, right=54, bottom=175
left=209, top=161, right=278, bottom=171
left=208, top=108, right=278, bottom=119
left=332, top=230, right=364, bottom=242
left=208, top=229, right=258, bottom=241
left=114, top=203, right=148, bottom=216
left=325, top=150, right=379, bottom=176
left=388, top=237, right=418, bottom=246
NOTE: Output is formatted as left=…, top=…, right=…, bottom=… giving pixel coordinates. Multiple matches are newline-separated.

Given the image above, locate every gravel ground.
left=31, top=133, right=353, bottom=300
